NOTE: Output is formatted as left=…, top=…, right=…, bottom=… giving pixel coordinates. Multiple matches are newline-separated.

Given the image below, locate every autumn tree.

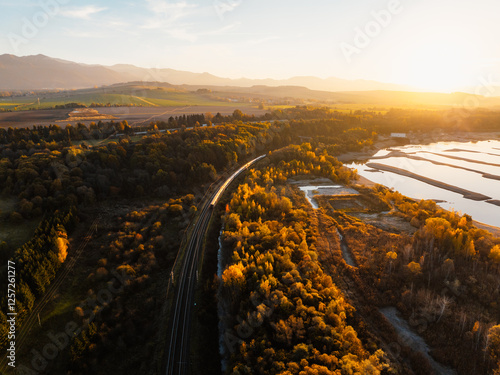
left=487, top=325, right=500, bottom=372
left=489, top=245, right=500, bottom=273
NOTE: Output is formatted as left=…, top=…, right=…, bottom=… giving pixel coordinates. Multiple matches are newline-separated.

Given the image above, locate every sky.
left=0, top=0, right=499, bottom=92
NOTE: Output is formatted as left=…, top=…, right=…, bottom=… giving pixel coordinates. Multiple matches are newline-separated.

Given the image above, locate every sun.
left=390, top=34, right=479, bottom=93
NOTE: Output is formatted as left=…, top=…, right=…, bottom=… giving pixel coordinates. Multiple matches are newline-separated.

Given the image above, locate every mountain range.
left=0, top=54, right=412, bottom=92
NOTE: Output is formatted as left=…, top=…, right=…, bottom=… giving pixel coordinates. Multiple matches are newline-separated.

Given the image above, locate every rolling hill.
left=3, top=80, right=500, bottom=113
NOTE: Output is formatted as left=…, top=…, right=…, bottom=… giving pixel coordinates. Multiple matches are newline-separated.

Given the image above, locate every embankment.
left=371, top=151, right=500, bottom=181
left=366, top=163, right=492, bottom=201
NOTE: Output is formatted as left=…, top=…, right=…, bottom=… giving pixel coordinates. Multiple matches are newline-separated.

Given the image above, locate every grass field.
left=38, top=93, right=144, bottom=108
left=266, top=105, right=296, bottom=110
left=0, top=100, right=37, bottom=111
left=0, top=196, right=16, bottom=216
left=0, top=197, right=40, bottom=259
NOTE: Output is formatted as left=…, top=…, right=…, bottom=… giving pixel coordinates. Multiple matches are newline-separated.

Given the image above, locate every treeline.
left=0, top=111, right=263, bottom=145
left=3, top=104, right=443, bottom=150
left=381, top=108, right=500, bottom=133
left=278, top=105, right=500, bottom=133
left=0, top=122, right=123, bottom=145
left=0, top=120, right=141, bottom=145
left=54, top=103, right=142, bottom=109
left=3, top=104, right=500, bottom=137
left=0, top=208, right=77, bottom=348
left=218, top=146, right=390, bottom=374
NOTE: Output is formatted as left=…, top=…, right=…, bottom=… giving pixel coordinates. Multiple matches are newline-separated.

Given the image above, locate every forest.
left=332, top=187, right=500, bottom=374
left=218, top=143, right=500, bottom=374
left=218, top=146, right=389, bottom=374
left=0, top=106, right=499, bottom=374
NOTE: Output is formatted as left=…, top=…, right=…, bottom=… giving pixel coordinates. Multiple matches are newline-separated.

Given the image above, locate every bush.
left=9, top=211, right=23, bottom=224
left=168, top=204, right=183, bottom=215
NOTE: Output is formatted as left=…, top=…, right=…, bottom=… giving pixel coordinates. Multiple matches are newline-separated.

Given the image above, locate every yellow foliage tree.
left=222, top=263, right=245, bottom=286
left=489, top=245, right=500, bottom=272
left=487, top=325, right=500, bottom=373
left=56, top=237, right=69, bottom=263
left=407, top=261, right=421, bottom=275
left=386, top=251, right=397, bottom=261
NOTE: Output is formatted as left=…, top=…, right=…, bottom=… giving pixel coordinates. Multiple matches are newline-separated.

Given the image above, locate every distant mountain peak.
left=0, top=54, right=412, bottom=92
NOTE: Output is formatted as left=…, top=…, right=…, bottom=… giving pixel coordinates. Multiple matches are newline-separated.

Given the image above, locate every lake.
left=347, top=139, right=500, bottom=227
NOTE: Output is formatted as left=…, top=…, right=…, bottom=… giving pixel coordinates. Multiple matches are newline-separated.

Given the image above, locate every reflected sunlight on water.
left=347, top=140, right=500, bottom=227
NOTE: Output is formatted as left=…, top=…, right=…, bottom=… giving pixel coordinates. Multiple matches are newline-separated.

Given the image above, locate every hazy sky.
left=1, top=0, right=499, bottom=92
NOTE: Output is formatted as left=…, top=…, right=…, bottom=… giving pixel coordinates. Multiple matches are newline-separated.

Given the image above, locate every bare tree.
left=402, top=244, right=413, bottom=263
left=437, top=295, right=452, bottom=323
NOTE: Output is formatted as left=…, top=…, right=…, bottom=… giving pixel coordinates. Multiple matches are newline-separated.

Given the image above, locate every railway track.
left=165, top=155, right=265, bottom=375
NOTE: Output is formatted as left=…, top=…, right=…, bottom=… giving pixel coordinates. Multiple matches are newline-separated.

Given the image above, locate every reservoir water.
left=347, top=140, right=500, bottom=227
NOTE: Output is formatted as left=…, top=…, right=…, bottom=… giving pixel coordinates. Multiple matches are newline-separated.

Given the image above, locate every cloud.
left=145, top=0, right=196, bottom=22
left=60, top=5, right=107, bottom=20
left=63, top=29, right=106, bottom=38
left=140, top=1, right=200, bottom=42
left=205, top=23, right=240, bottom=36
left=139, top=1, right=240, bottom=42
left=248, top=36, right=281, bottom=45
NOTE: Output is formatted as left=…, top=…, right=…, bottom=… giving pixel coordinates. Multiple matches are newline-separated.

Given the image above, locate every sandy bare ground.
left=0, top=109, right=70, bottom=128
left=426, top=152, right=500, bottom=168
left=474, top=221, right=500, bottom=236
left=353, top=175, right=377, bottom=187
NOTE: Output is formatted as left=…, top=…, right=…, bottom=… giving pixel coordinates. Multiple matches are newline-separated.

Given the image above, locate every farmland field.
left=1, top=88, right=239, bottom=110
left=0, top=105, right=267, bottom=128
left=0, top=83, right=265, bottom=127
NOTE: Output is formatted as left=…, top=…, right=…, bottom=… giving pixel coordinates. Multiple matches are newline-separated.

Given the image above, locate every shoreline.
left=353, top=174, right=377, bottom=188
left=353, top=170, right=500, bottom=237
left=473, top=221, right=500, bottom=237
left=338, top=131, right=500, bottom=163
left=408, top=131, right=500, bottom=145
